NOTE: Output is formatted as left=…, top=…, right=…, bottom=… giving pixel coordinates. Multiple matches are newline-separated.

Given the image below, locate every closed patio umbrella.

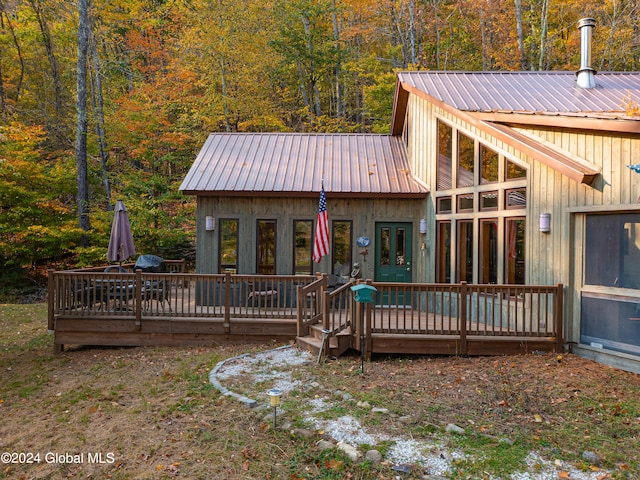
left=107, top=200, right=135, bottom=263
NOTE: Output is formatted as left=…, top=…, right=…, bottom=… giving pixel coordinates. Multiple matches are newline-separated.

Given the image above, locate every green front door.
left=375, top=222, right=413, bottom=304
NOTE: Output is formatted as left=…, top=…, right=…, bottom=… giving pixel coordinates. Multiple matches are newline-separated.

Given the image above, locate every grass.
left=1, top=303, right=640, bottom=479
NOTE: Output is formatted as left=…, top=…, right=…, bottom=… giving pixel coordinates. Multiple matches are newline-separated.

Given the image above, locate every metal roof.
left=179, top=133, right=429, bottom=197
left=397, top=71, right=640, bottom=120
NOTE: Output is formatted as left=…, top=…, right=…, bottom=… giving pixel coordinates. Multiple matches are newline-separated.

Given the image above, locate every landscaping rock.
left=317, top=439, right=334, bottom=451
left=290, top=428, right=315, bottom=438
left=445, top=423, right=465, bottom=435
left=365, top=449, right=383, bottom=464
left=371, top=407, right=389, bottom=414
left=582, top=451, right=602, bottom=465
left=337, top=440, right=361, bottom=461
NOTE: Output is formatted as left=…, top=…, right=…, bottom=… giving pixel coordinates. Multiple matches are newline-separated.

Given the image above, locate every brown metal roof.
left=390, top=71, right=639, bottom=185
left=179, top=133, right=429, bottom=198
left=396, top=71, right=640, bottom=120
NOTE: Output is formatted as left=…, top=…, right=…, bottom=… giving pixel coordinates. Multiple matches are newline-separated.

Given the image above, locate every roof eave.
left=475, top=111, right=640, bottom=134
left=179, top=190, right=428, bottom=199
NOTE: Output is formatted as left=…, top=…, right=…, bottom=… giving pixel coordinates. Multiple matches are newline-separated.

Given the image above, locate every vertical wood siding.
left=196, top=196, right=425, bottom=280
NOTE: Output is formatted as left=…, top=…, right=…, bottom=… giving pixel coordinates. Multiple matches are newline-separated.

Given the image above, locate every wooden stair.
left=296, top=324, right=353, bottom=358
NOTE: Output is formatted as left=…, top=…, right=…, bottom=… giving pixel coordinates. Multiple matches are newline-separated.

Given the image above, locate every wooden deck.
left=49, top=269, right=564, bottom=356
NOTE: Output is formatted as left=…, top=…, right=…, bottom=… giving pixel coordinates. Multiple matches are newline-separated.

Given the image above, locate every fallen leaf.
left=558, top=471, right=570, bottom=478
left=324, top=458, right=344, bottom=470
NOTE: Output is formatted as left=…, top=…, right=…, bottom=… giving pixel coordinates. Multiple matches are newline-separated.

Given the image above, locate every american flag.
left=313, top=183, right=329, bottom=263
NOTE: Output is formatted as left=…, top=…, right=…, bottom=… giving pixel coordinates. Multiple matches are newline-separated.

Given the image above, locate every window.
left=585, top=214, right=640, bottom=289
left=457, top=221, right=473, bottom=282
left=380, top=227, right=390, bottom=266
left=481, top=191, right=498, bottom=211
left=435, top=123, right=527, bottom=284
left=506, top=188, right=527, bottom=209
left=437, top=221, right=451, bottom=283
left=257, top=220, right=276, bottom=274
left=395, top=227, right=406, bottom=266
left=437, top=121, right=453, bottom=190
left=457, top=134, right=475, bottom=187
left=480, top=219, right=498, bottom=284
left=505, top=218, right=525, bottom=284
left=332, top=221, right=352, bottom=276
left=506, top=160, right=526, bottom=180
left=437, top=196, right=452, bottom=214
left=581, top=213, right=640, bottom=356
left=457, top=193, right=474, bottom=212
left=480, top=145, right=499, bottom=183
left=219, top=219, right=238, bottom=273
left=294, top=220, right=313, bottom=275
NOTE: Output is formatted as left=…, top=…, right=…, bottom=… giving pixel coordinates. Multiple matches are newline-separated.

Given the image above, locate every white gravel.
left=210, top=345, right=612, bottom=479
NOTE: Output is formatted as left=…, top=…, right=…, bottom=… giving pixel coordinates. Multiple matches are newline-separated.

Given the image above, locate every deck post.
left=460, top=282, right=468, bottom=355
left=48, top=269, right=63, bottom=354
left=47, top=269, right=55, bottom=331
left=135, top=269, right=142, bottom=329
left=555, top=284, right=564, bottom=352
left=322, top=291, right=330, bottom=331
left=353, top=301, right=363, bottom=351
left=224, top=273, right=231, bottom=333
left=365, top=301, right=373, bottom=360
left=296, top=285, right=306, bottom=337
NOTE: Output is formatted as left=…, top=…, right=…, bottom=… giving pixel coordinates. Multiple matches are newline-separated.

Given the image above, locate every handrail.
left=296, top=276, right=326, bottom=337
left=322, top=280, right=354, bottom=335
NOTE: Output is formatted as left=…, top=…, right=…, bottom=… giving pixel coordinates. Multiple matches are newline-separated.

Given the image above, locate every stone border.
left=208, top=344, right=295, bottom=408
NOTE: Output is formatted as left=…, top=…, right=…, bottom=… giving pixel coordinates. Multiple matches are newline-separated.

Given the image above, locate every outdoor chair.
left=141, top=279, right=172, bottom=312
left=247, top=281, right=278, bottom=307
left=104, top=265, right=128, bottom=273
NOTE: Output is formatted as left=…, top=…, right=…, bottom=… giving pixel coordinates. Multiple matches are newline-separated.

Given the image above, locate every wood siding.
left=196, top=196, right=425, bottom=280
left=404, top=90, right=640, bottom=366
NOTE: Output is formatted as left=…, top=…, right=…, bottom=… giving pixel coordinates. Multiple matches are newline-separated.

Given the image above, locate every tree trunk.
left=0, top=8, right=25, bottom=113
left=29, top=0, right=64, bottom=121
left=216, top=0, right=231, bottom=132
left=514, top=0, right=527, bottom=70
left=538, top=0, right=549, bottom=70
left=76, top=0, right=90, bottom=234
left=408, top=0, right=417, bottom=65
left=89, top=30, right=111, bottom=209
left=331, top=0, right=342, bottom=118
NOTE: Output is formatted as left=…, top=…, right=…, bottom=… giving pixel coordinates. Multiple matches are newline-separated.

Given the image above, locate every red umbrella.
left=107, top=200, right=135, bottom=263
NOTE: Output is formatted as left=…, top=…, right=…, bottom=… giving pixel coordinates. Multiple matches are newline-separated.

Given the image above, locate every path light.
left=267, top=388, right=282, bottom=429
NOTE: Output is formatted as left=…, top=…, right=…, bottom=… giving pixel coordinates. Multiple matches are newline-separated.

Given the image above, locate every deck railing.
left=295, top=276, right=354, bottom=337
left=49, top=270, right=314, bottom=329
left=49, top=268, right=563, bottom=354
left=370, top=282, right=563, bottom=350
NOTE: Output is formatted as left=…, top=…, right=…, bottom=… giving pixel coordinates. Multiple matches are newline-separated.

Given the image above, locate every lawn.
left=1, top=303, right=639, bottom=479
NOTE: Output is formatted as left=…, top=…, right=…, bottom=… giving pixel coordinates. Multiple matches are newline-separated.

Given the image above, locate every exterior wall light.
left=205, top=216, right=215, bottom=231
left=419, top=218, right=427, bottom=234
left=539, top=213, right=551, bottom=233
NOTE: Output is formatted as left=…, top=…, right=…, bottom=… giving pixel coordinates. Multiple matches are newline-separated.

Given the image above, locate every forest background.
left=1, top=0, right=639, bottom=299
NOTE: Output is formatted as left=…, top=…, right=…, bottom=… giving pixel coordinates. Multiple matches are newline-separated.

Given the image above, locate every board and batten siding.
left=196, top=196, right=425, bottom=279
left=404, top=91, right=640, bottom=285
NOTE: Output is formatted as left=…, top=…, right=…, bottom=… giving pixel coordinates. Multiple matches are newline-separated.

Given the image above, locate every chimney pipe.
left=576, top=18, right=597, bottom=89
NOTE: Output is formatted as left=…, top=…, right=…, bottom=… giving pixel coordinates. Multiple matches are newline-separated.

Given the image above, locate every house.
left=180, top=19, right=640, bottom=373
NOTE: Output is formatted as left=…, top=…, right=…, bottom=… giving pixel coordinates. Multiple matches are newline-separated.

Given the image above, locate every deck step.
left=296, top=325, right=352, bottom=358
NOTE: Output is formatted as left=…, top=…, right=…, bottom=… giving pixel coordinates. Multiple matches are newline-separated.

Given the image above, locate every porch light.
left=205, top=216, right=215, bottom=231
left=419, top=218, right=427, bottom=234
left=539, top=213, right=551, bottom=233
left=267, top=388, right=282, bottom=429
